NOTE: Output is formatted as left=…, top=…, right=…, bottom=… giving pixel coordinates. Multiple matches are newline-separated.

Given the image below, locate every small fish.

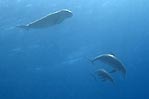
left=17, top=9, right=73, bottom=30
left=95, top=69, right=115, bottom=84
left=91, top=53, right=126, bottom=79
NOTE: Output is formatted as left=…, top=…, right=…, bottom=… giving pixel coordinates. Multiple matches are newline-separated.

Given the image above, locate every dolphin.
left=95, top=69, right=115, bottom=84
left=17, top=9, right=73, bottom=29
left=91, top=54, right=126, bottom=79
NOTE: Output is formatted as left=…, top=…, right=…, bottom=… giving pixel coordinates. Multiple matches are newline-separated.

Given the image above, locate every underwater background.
left=0, top=0, right=149, bottom=99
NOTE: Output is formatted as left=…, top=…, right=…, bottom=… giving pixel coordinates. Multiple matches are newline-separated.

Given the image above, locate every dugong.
left=95, top=69, right=114, bottom=84
left=91, top=54, right=126, bottom=79
left=17, top=9, right=73, bottom=29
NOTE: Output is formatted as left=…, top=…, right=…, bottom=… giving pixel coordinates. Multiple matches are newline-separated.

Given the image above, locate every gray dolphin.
left=91, top=54, right=126, bottom=79
left=17, top=9, right=73, bottom=29
left=95, top=69, right=115, bottom=84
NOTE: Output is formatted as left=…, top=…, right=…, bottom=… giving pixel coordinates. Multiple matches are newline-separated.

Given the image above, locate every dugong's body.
left=92, top=54, right=126, bottom=79
left=96, top=69, right=114, bottom=84
left=17, top=9, right=73, bottom=29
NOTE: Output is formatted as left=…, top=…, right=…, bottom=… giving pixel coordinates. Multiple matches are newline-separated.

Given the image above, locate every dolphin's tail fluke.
left=16, top=25, right=29, bottom=30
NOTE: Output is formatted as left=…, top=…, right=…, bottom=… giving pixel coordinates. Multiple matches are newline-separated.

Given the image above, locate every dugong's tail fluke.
left=16, top=25, right=29, bottom=30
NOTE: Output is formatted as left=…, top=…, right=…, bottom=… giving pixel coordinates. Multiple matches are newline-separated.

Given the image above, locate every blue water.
left=0, top=0, right=149, bottom=99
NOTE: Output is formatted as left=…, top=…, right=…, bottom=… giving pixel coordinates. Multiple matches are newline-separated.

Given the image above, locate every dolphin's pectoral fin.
left=109, top=69, right=117, bottom=73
